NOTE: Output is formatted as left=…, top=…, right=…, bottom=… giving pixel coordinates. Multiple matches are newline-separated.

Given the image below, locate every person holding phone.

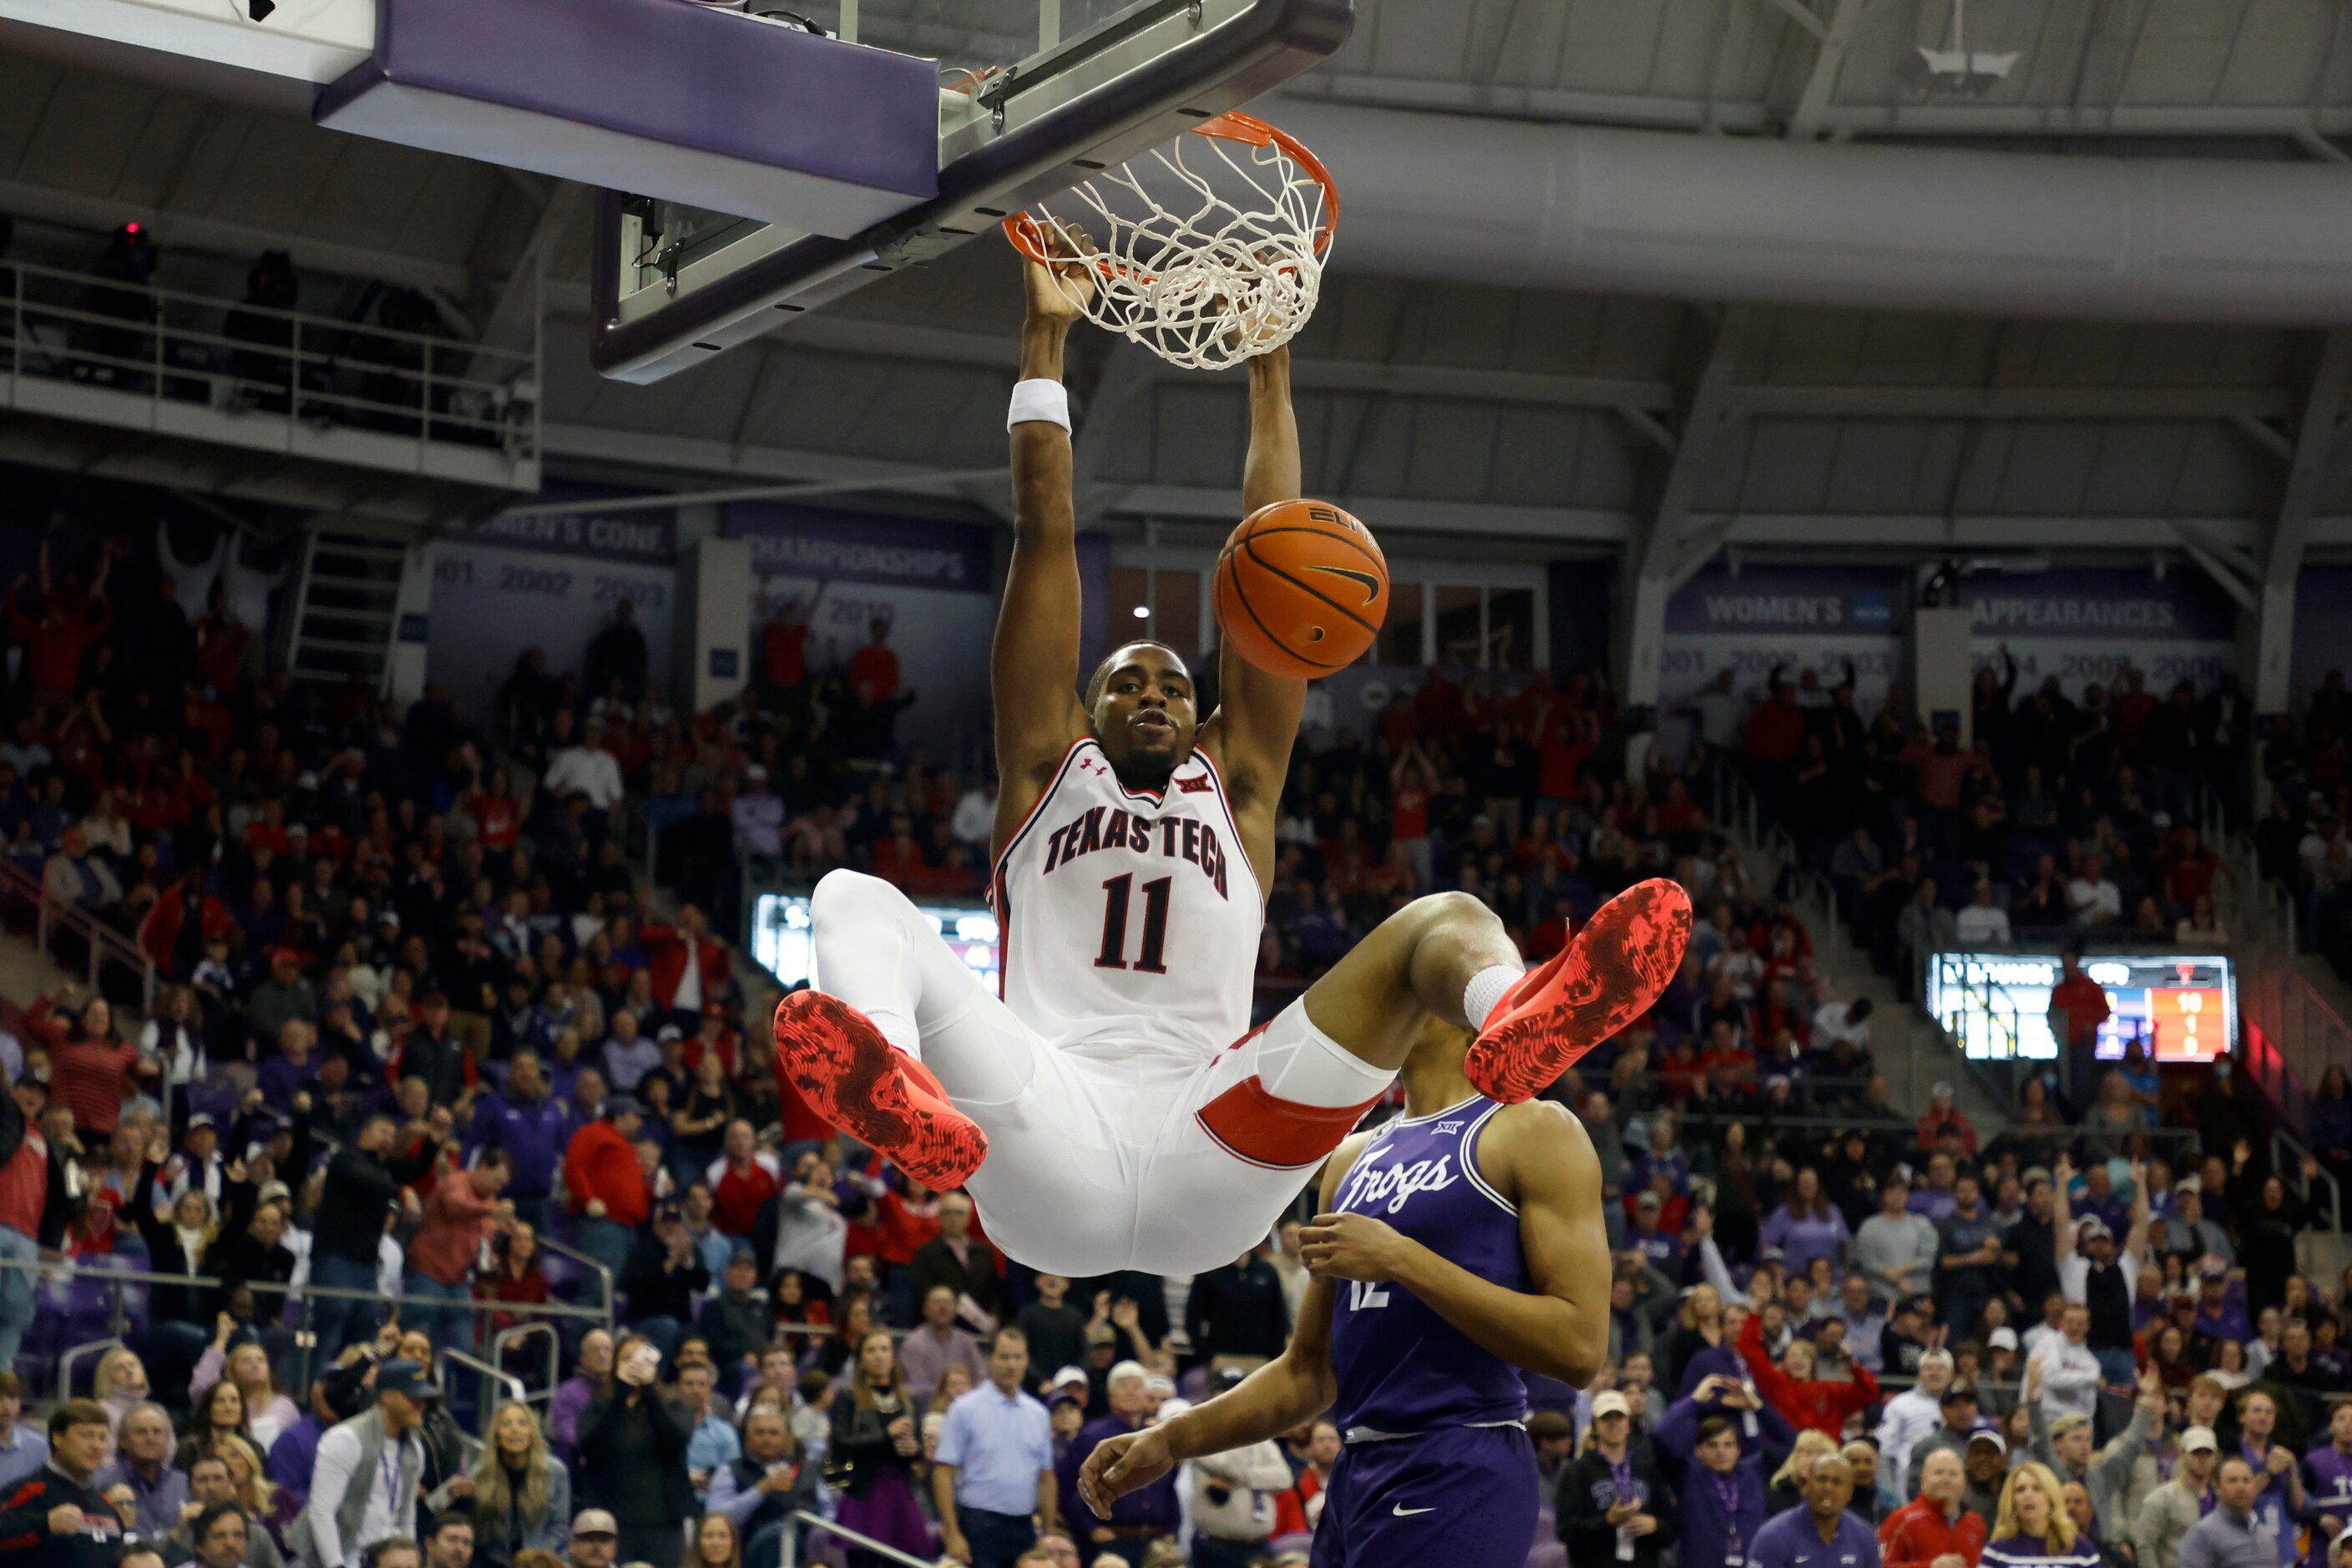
left=577, top=1338, right=694, bottom=1568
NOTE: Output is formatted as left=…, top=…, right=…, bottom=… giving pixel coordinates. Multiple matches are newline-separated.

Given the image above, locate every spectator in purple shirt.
left=470, top=1050, right=569, bottom=1231
left=1761, top=1170, right=1852, bottom=1279
left=1058, top=1360, right=1179, bottom=1560
left=255, top=1021, right=319, bottom=1112
left=266, top=1366, right=366, bottom=1508
left=1629, top=1191, right=1684, bottom=1274
left=549, top=1329, right=615, bottom=1458
left=2193, top=1258, right=2253, bottom=1347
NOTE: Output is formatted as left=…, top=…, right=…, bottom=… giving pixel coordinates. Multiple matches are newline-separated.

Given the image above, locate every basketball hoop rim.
left=1000, top=109, right=1340, bottom=276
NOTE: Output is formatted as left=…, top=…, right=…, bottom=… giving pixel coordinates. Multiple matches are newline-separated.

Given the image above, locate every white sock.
left=1463, top=964, right=1524, bottom=1033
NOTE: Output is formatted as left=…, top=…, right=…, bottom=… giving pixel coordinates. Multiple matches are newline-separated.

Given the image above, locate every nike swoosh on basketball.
left=1393, top=1505, right=1434, bottom=1517
left=1308, top=564, right=1383, bottom=604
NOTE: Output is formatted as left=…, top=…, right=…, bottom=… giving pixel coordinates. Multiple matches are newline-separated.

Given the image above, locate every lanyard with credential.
left=1715, top=1473, right=1746, bottom=1560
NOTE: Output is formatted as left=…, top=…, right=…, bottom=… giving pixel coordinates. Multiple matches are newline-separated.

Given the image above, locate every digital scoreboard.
left=1925, top=952, right=2234, bottom=1063
left=751, top=893, right=1001, bottom=994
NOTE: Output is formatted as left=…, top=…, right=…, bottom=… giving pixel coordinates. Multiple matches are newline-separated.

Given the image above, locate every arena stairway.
left=1730, top=812, right=2007, bottom=1136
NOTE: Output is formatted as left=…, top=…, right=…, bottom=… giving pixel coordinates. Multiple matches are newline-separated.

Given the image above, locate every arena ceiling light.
left=1902, top=0, right=2021, bottom=97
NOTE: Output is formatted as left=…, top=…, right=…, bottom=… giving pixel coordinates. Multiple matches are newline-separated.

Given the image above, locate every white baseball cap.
left=1107, top=1359, right=1150, bottom=1388
left=1591, top=1391, right=1631, bottom=1419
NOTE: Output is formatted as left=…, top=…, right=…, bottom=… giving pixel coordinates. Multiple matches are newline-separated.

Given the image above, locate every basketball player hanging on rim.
left=1079, top=1014, right=1612, bottom=1567
left=773, top=231, right=1692, bottom=1279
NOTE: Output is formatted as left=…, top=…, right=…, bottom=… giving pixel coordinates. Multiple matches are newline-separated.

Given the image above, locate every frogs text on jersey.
left=1338, top=1152, right=1460, bottom=1216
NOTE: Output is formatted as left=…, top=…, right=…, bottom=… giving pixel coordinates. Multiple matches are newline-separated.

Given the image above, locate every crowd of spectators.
left=6, top=510, right=2352, bottom=1568
left=1707, top=655, right=2244, bottom=999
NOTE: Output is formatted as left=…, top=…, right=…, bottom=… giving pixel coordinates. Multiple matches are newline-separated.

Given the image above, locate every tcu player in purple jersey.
left=2305, top=1403, right=2352, bottom=1568
left=1076, top=1013, right=1613, bottom=1566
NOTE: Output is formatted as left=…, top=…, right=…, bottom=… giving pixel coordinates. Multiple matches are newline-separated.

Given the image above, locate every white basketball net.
left=1013, top=114, right=1335, bottom=372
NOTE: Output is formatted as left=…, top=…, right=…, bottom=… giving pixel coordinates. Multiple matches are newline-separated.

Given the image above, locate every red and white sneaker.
left=772, top=991, right=989, bottom=1190
left=1465, top=878, right=1692, bottom=1105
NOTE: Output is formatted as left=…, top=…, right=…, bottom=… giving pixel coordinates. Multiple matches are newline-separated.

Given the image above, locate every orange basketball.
left=1213, top=499, right=1388, bottom=680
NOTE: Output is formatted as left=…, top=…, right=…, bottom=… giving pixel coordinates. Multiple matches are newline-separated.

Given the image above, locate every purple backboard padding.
left=318, top=0, right=936, bottom=231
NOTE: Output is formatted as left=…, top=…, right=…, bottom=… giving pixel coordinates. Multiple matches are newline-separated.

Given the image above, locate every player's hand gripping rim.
left=1079, top=1424, right=1176, bottom=1518
left=1022, top=220, right=1100, bottom=323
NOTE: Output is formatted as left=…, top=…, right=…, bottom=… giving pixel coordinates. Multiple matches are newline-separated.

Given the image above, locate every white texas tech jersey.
left=991, top=737, right=1263, bottom=1060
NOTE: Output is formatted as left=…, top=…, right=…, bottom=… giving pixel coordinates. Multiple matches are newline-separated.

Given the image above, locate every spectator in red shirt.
left=644, top=907, right=731, bottom=1025
left=138, top=867, right=233, bottom=979
left=761, top=603, right=808, bottom=695
left=1879, top=1447, right=1987, bottom=1568
left=25, top=989, right=151, bottom=1139
left=1914, top=1082, right=1979, bottom=1154
left=845, top=619, right=900, bottom=702
left=1272, top=1420, right=1339, bottom=1539
left=2047, top=953, right=2112, bottom=1060
left=477, top=1222, right=552, bottom=1347
left=467, top=771, right=522, bottom=853
left=706, top=1120, right=778, bottom=1238
left=6, top=540, right=117, bottom=713
left=1743, top=682, right=1806, bottom=765
left=1736, top=1295, right=1880, bottom=1438
left=1322, top=819, right=1376, bottom=896
left=564, top=1099, right=650, bottom=1278
left=1388, top=744, right=1434, bottom=889
left=869, top=814, right=928, bottom=889
left=2160, top=825, right=2226, bottom=910
left=405, top=1150, right=513, bottom=1355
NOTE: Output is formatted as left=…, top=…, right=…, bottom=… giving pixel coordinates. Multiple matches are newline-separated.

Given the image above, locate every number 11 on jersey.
left=1095, top=873, right=1171, bottom=973
left=1348, top=1279, right=1391, bottom=1311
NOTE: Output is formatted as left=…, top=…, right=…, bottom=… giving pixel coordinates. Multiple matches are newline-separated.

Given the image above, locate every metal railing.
left=0, top=255, right=539, bottom=473
left=0, top=1253, right=611, bottom=1400
left=490, top=1323, right=564, bottom=1415
left=442, top=1348, right=530, bottom=1438
left=778, top=1510, right=936, bottom=1568
left=0, top=853, right=158, bottom=1017
left=0, top=860, right=159, bottom=1029
left=538, top=1232, right=615, bottom=1314
left=2271, top=1125, right=2344, bottom=1234
left=57, top=1336, right=124, bottom=1399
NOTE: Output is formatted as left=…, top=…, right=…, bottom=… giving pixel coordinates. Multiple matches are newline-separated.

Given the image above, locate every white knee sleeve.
left=809, top=868, right=1038, bottom=1104
left=1250, top=1004, right=1397, bottom=1109
left=809, top=869, right=928, bottom=1054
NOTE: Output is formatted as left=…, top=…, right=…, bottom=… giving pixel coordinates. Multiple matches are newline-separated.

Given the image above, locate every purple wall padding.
left=317, top=0, right=937, bottom=238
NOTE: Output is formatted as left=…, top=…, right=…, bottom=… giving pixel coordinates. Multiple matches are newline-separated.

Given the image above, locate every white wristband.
left=1008, top=378, right=1071, bottom=432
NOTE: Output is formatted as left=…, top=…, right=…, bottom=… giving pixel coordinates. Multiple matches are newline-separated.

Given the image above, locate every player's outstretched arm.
left=1079, top=1136, right=1357, bottom=1517
left=991, top=248, right=1096, bottom=854
left=1298, top=1100, right=1611, bottom=1386
left=1201, top=348, right=1308, bottom=878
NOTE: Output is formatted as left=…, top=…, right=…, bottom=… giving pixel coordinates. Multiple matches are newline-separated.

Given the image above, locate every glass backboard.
left=589, top=0, right=1352, bottom=383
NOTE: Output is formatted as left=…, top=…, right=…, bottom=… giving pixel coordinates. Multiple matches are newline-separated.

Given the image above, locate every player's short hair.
left=427, top=1512, right=473, bottom=1541
left=1084, top=641, right=1188, bottom=710
left=989, top=1325, right=1028, bottom=1355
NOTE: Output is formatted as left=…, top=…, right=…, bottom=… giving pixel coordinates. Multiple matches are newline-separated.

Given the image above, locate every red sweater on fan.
left=563, top=1120, right=650, bottom=1228
left=1737, top=1308, right=1881, bottom=1438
